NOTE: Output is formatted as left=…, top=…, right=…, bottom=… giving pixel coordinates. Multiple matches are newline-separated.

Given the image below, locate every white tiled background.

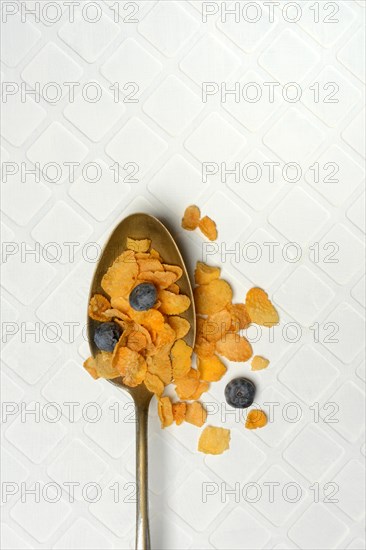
left=1, top=1, right=365, bottom=549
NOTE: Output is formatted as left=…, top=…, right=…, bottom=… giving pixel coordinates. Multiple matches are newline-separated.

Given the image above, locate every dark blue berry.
left=225, top=378, right=255, bottom=409
left=129, top=283, right=157, bottom=312
left=94, top=322, right=122, bottom=352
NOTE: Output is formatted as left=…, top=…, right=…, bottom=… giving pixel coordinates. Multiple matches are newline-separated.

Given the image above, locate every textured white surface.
left=1, top=1, right=365, bottom=549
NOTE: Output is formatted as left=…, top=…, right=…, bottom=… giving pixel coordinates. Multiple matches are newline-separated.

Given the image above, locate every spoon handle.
left=135, top=403, right=151, bottom=550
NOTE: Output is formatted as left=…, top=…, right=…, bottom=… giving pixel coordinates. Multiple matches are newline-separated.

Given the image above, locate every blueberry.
left=129, top=283, right=157, bottom=312
left=225, top=378, right=256, bottom=409
left=94, top=322, right=122, bottom=352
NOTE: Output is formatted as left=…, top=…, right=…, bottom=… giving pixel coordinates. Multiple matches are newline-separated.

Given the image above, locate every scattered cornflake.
left=167, top=316, right=190, bottom=339
left=197, top=355, right=227, bottom=382
left=246, top=287, right=279, bottom=327
left=171, top=339, right=193, bottom=379
left=228, top=303, right=251, bottom=331
left=158, top=290, right=191, bottom=315
left=216, top=333, right=252, bottom=362
left=83, top=352, right=120, bottom=380
left=199, top=216, right=217, bottom=241
left=194, top=279, right=233, bottom=315
left=158, top=397, right=174, bottom=428
left=126, top=237, right=151, bottom=253
left=144, top=372, right=164, bottom=396
left=181, top=205, right=201, bottom=231
left=185, top=402, right=207, bottom=427
left=113, top=347, right=147, bottom=387
left=198, top=426, right=231, bottom=455
left=88, top=294, right=111, bottom=322
left=251, top=356, right=270, bottom=371
left=172, top=402, right=187, bottom=425
left=245, top=410, right=268, bottom=430
left=194, top=261, right=221, bottom=285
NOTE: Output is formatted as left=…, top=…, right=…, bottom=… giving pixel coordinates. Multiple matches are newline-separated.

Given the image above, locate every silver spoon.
left=86, top=213, right=196, bottom=550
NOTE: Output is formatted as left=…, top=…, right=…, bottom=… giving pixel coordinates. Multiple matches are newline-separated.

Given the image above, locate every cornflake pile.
left=84, top=213, right=279, bottom=456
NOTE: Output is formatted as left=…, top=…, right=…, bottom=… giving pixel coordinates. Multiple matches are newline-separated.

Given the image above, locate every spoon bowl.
left=86, top=213, right=196, bottom=549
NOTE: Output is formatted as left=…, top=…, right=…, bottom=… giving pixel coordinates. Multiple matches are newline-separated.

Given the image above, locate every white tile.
left=150, top=512, right=193, bottom=550
left=217, top=5, right=275, bottom=53
left=1, top=94, right=46, bottom=147
left=181, top=34, right=241, bottom=85
left=138, top=1, right=199, bottom=57
left=312, top=223, right=365, bottom=285
left=69, top=158, right=130, bottom=221
left=27, top=122, right=89, bottom=178
left=42, top=360, right=103, bottom=418
left=0, top=15, right=40, bottom=67
left=84, top=396, right=135, bottom=459
left=89, top=474, right=135, bottom=537
left=289, top=504, right=349, bottom=549
left=53, top=518, right=113, bottom=549
left=201, top=191, right=251, bottom=245
left=21, top=42, right=82, bottom=96
left=205, top=428, right=266, bottom=488
left=31, top=201, right=93, bottom=256
left=327, top=381, right=365, bottom=443
left=274, top=266, right=335, bottom=326
left=0, top=524, right=32, bottom=549
left=347, top=191, right=365, bottom=233
left=11, top=489, right=71, bottom=543
left=284, top=424, right=344, bottom=481
left=47, top=439, right=108, bottom=497
left=210, top=507, right=271, bottom=550
left=148, top=154, right=208, bottom=215
left=59, top=9, right=120, bottom=62
left=268, top=187, right=329, bottom=244
left=143, top=75, right=203, bottom=136
left=322, top=302, right=365, bottom=364
left=305, top=145, right=364, bottom=207
left=5, top=402, right=67, bottom=463
left=338, top=28, right=365, bottom=83
left=259, top=29, right=319, bottom=83
left=334, top=459, right=365, bottom=521
left=342, top=108, right=365, bottom=157
left=351, top=275, right=366, bottom=308
left=168, top=469, right=227, bottom=531
left=251, top=465, right=305, bottom=526
left=264, top=108, right=325, bottom=162
left=64, top=85, right=125, bottom=142
left=299, top=1, right=355, bottom=47
left=185, top=112, right=246, bottom=162
left=1, top=370, right=24, bottom=403
left=1, top=176, right=50, bottom=226
left=227, top=148, right=285, bottom=211
left=2, top=332, right=61, bottom=385
left=106, top=117, right=168, bottom=176
left=302, top=65, right=362, bottom=128
left=279, top=345, right=339, bottom=404
left=101, top=38, right=162, bottom=92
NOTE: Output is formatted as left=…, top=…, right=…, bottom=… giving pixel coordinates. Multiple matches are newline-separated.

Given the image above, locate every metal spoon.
left=86, top=213, right=196, bottom=550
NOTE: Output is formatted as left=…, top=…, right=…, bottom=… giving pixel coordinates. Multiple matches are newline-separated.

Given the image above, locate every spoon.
left=87, top=213, right=196, bottom=550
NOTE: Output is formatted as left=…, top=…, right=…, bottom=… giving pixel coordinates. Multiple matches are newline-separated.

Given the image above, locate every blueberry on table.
left=94, top=322, right=122, bottom=352
left=225, top=378, right=255, bottom=409
left=129, top=283, right=157, bottom=312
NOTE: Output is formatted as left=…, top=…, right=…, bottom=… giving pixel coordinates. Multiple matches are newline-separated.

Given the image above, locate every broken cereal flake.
left=245, top=409, right=268, bottom=430
left=181, top=205, right=201, bottom=231
left=246, top=287, right=279, bottom=327
left=158, top=397, right=174, bottom=428
left=251, top=355, right=270, bottom=371
left=158, top=290, right=191, bottom=315
left=101, top=251, right=138, bottom=299
left=228, top=303, right=251, bottom=331
left=185, top=402, right=207, bottom=427
left=144, top=372, right=164, bottom=396
left=163, top=264, right=183, bottom=281
left=138, top=270, right=177, bottom=290
left=137, top=258, right=164, bottom=272
left=155, top=323, right=176, bottom=349
left=171, top=339, right=193, bottom=379
left=127, top=330, right=148, bottom=353
left=190, top=380, right=209, bottom=400
left=126, top=237, right=151, bottom=253
left=216, top=333, right=252, bottom=362
left=197, top=355, right=227, bottom=382
left=205, top=309, right=232, bottom=342
left=194, top=336, right=216, bottom=359
left=198, top=426, right=230, bottom=455
left=147, top=348, right=172, bottom=385
left=175, top=369, right=200, bottom=400
left=172, top=402, right=187, bottom=425
left=194, top=261, right=221, bottom=286
left=194, top=279, right=233, bottom=315
left=88, top=294, right=111, bottom=322
left=198, top=216, right=217, bottom=241
left=166, top=283, right=180, bottom=295
left=83, top=352, right=120, bottom=380
left=167, top=316, right=190, bottom=339
left=113, top=347, right=147, bottom=387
